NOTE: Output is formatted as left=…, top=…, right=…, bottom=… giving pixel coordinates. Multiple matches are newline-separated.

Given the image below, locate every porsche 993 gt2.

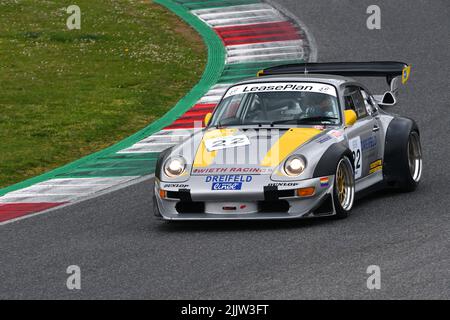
left=154, top=61, right=422, bottom=220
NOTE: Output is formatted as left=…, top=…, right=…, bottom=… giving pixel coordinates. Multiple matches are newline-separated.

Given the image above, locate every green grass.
left=0, top=0, right=206, bottom=187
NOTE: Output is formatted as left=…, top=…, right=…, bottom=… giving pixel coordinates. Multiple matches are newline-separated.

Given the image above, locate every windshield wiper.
left=270, top=116, right=338, bottom=126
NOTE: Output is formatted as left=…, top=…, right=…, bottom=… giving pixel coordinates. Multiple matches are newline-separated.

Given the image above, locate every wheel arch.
left=313, top=143, right=354, bottom=177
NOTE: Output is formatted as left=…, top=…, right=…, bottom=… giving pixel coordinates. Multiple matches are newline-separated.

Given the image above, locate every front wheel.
left=332, top=156, right=355, bottom=219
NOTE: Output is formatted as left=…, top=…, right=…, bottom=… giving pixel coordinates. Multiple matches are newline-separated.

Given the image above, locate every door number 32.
left=349, top=137, right=362, bottom=179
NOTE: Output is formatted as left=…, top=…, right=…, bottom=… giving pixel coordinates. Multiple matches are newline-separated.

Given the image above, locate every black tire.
left=384, top=129, right=422, bottom=192
left=383, top=118, right=422, bottom=192
left=332, top=156, right=355, bottom=219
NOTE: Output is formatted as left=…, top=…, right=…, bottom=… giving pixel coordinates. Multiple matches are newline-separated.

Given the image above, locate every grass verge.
left=0, top=0, right=206, bottom=187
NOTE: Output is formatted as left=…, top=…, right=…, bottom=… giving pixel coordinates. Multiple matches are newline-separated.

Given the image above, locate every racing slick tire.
left=332, top=156, right=355, bottom=219
left=384, top=118, right=422, bottom=192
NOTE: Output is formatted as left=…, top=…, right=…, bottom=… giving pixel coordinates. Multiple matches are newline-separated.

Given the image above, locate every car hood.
left=183, top=127, right=328, bottom=175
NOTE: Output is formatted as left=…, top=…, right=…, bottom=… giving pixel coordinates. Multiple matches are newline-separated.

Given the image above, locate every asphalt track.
left=1, top=0, right=449, bottom=299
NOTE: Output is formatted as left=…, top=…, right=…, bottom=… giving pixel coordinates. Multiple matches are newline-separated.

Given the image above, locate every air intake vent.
left=258, top=200, right=290, bottom=213
left=176, top=202, right=205, bottom=214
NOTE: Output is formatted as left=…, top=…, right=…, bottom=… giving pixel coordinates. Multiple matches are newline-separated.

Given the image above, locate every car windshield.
left=209, top=82, right=341, bottom=127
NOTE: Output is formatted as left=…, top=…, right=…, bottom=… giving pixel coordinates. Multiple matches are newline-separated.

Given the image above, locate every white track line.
left=38, top=177, right=137, bottom=186
left=264, top=0, right=318, bottom=62
left=227, top=51, right=304, bottom=64
left=192, top=3, right=277, bottom=16
left=197, top=84, right=231, bottom=104
left=192, top=4, right=286, bottom=27
left=226, top=39, right=305, bottom=64
left=118, top=129, right=194, bottom=154
left=0, top=176, right=139, bottom=203
left=117, top=144, right=177, bottom=153
left=196, top=95, right=223, bottom=104
left=0, top=174, right=154, bottom=226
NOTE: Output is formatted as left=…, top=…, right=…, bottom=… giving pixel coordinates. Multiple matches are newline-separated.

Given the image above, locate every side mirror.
left=204, top=112, right=212, bottom=126
left=344, top=110, right=357, bottom=126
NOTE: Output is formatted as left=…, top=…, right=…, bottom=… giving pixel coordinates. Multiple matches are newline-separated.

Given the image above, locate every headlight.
left=284, top=155, right=306, bottom=176
left=164, top=156, right=186, bottom=177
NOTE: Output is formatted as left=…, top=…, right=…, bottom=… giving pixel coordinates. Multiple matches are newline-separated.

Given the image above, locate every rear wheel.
left=333, top=156, right=355, bottom=219
left=383, top=118, right=422, bottom=192
left=401, top=131, right=423, bottom=191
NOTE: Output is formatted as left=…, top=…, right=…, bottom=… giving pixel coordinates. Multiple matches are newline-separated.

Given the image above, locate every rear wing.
left=257, top=61, right=411, bottom=106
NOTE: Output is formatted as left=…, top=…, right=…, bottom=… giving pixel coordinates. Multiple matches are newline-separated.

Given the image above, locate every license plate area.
left=205, top=202, right=258, bottom=214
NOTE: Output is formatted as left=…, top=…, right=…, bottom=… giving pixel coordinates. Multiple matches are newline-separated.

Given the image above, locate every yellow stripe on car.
left=369, top=165, right=383, bottom=174
left=369, top=159, right=383, bottom=173
left=260, top=128, right=321, bottom=167
left=370, top=159, right=382, bottom=169
left=193, top=128, right=237, bottom=167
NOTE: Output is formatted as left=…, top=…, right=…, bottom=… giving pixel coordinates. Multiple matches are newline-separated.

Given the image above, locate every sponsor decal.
left=369, top=159, right=383, bottom=174
left=204, top=134, right=250, bottom=152
left=162, top=183, right=189, bottom=189
left=327, top=129, right=345, bottom=142
left=370, top=159, right=382, bottom=169
left=224, top=82, right=337, bottom=98
left=212, top=182, right=242, bottom=191
left=318, top=86, right=330, bottom=93
left=313, top=125, right=326, bottom=130
left=361, top=136, right=377, bottom=151
left=207, top=175, right=252, bottom=191
left=243, top=83, right=313, bottom=93
left=193, top=128, right=239, bottom=168
left=349, top=136, right=363, bottom=179
left=328, top=129, right=343, bottom=138
left=192, top=167, right=273, bottom=175
left=320, top=177, right=330, bottom=187
left=267, top=182, right=299, bottom=187
left=369, top=165, right=383, bottom=174
left=205, top=175, right=253, bottom=183
left=317, top=135, right=332, bottom=144
left=226, top=86, right=240, bottom=96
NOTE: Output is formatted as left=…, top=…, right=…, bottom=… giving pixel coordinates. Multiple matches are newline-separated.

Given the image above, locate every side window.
left=344, top=86, right=368, bottom=119
left=344, top=94, right=356, bottom=111
left=361, top=89, right=378, bottom=115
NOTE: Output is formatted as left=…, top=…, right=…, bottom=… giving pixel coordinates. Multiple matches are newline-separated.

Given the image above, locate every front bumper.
left=154, top=176, right=336, bottom=220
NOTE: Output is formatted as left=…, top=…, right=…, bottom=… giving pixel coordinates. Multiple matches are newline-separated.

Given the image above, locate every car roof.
left=234, top=74, right=355, bottom=88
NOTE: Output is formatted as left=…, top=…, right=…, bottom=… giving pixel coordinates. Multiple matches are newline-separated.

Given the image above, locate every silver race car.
left=154, top=61, right=422, bottom=220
